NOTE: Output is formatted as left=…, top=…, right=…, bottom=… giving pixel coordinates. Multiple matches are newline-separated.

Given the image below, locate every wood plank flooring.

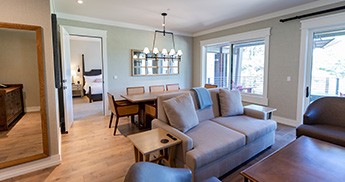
left=3, top=113, right=296, bottom=182
left=0, top=112, right=43, bottom=164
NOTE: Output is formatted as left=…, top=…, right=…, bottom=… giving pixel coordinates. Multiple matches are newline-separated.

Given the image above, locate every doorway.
left=297, top=12, right=345, bottom=124
left=59, top=25, right=108, bottom=133
left=69, top=35, right=103, bottom=121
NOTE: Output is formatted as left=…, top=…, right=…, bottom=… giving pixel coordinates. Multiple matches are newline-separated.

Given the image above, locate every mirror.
left=0, top=22, right=49, bottom=169
left=131, top=49, right=180, bottom=76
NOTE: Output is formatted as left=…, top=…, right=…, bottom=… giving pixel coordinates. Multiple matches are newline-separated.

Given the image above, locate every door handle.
left=306, top=86, right=309, bottom=98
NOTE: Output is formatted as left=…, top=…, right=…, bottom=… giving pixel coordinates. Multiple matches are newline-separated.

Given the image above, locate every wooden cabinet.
left=0, top=84, right=24, bottom=131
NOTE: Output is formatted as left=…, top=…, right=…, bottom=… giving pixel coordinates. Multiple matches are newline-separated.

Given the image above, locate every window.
left=202, top=28, right=270, bottom=105
left=232, top=39, right=265, bottom=95
left=205, top=44, right=230, bottom=88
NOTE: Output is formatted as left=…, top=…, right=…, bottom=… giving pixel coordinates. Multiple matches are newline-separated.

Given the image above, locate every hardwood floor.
left=3, top=114, right=296, bottom=182
left=0, top=112, right=43, bottom=164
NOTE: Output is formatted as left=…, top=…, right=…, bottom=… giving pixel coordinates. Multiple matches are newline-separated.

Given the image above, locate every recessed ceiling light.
left=77, top=0, right=83, bottom=4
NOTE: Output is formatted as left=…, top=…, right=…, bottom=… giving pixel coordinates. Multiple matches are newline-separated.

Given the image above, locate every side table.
left=244, top=104, right=276, bottom=120
left=72, top=84, right=83, bottom=97
left=127, top=128, right=181, bottom=167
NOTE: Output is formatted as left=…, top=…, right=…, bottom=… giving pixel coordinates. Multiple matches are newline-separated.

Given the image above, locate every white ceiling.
left=54, top=0, right=322, bottom=34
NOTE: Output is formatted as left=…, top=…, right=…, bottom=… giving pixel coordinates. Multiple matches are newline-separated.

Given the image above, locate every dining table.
left=121, top=89, right=189, bottom=130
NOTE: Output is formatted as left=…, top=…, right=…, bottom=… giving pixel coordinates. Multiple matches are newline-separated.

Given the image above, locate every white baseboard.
left=0, top=154, right=61, bottom=181
left=272, top=116, right=301, bottom=127
left=25, top=106, right=41, bottom=112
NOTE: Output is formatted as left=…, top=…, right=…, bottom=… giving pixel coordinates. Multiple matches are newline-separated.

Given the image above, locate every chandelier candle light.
left=143, top=13, right=183, bottom=59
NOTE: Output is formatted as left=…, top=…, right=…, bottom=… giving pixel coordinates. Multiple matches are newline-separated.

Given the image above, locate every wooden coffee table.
left=241, top=136, right=345, bottom=182
left=127, top=128, right=181, bottom=167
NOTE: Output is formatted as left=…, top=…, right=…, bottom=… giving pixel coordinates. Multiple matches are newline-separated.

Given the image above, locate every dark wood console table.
left=0, top=84, right=24, bottom=131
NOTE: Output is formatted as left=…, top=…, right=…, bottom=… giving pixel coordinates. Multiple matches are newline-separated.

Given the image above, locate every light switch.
left=287, top=76, right=291, bottom=82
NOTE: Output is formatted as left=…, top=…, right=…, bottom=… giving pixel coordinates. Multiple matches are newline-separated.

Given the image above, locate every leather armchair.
left=124, top=162, right=221, bottom=182
left=296, top=97, right=345, bottom=147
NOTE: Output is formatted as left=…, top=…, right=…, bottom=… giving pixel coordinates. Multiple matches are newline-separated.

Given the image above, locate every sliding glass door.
left=308, top=28, right=345, bottom=103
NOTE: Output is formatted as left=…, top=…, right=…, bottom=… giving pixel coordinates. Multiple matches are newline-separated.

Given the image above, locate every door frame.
left=296, top=12, right=345, bottom=124
left=60, top=25, right=110, bottom=116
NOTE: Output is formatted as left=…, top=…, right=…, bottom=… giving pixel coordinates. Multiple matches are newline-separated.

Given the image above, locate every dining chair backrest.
left=205, top=84, right=218, bottom=89
left=107, top=92, right=116, bottom=114
left=127, top=86, right=145, bottom=95
left=149, top=85, right=165, bottom=93
left=166, top=84, right=180, bottom=91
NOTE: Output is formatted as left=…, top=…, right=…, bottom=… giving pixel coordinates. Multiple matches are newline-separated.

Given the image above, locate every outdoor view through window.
left=310, top=28, right=345, bottom=102
left=205, top=40, right=265, bottom=95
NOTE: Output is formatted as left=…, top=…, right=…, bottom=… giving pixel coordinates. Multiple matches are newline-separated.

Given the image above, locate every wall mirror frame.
left=0, top=22, right=49, bottom=169
left=131, top=49, right=180, bottom=76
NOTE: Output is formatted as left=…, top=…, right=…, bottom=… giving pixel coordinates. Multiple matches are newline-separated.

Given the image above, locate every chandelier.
left=143, top=13, right=183, bottom=57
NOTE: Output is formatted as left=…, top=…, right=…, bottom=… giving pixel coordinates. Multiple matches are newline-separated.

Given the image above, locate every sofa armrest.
left=152, top=119, right=193, bottom=163
left=244, top=104, right=276, bottom=120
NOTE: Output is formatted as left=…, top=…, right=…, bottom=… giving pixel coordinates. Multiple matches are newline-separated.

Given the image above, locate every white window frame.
left=297, top=12, right=345, bottom=124
left=200, top=28, right=271, bottom=105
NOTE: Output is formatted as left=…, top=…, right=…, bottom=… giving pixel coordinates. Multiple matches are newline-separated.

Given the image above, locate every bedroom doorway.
left=69, top=35, right=104, bottom=121
left=59, top=25, right=108, bottom=133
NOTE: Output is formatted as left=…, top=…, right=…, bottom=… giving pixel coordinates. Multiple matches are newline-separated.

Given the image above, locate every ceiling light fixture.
left=77, top=0, right=83, bottom=4
left=143, top=13, right=183, bottom=58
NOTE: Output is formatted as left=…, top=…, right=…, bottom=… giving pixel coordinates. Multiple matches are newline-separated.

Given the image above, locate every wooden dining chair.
left=166, top=84, right=180, bottom=91
left=107, top=93, right=139, bottom=136
left=127, top=86, right=145, bottom=95
left=205, top=84, right=218, bottom=89
left=149, top=85, right=165, bottom=93
left=145, top=85, right=165, bottom=121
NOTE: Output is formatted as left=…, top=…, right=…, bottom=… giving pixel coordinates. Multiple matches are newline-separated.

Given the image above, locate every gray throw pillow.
left=219, top=89, right=244, bottom=116
left=163, top=93, right=199, bottom=133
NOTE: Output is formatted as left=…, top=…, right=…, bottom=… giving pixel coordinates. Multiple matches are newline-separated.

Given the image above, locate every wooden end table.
left=244, top=104, right=276, bottom=120
left=241, top=136, right=345, bottom=182
left=127, top=128, right=181, bottom=167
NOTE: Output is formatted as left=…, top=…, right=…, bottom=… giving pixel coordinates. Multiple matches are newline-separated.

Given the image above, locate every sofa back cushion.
left=157, top=92, right=189, bottom=124
left=157, top=88, right=222, bottom=124
left=219, top=89, right=244, bottom=116
left=163, top=93, right=199, bottom=133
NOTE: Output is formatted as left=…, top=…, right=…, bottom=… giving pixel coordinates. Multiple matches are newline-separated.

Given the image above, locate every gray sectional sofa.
left=152, top=88, right=277, bottom=181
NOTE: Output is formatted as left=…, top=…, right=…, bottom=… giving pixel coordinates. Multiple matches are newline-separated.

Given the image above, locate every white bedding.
left=84, top=82, right=102, bottom=94
left=84, top=75, right=103, bottom=94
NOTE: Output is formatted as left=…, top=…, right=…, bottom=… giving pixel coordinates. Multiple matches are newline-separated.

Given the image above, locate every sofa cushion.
left=296, top=124, right=345, bottom=147
left=211, top=116, right=277, bottom=144
left=163, top=93, right=199, bottom=133
left=185, top=120, right=245, bottom=169
left=219, top=89, right=244, bottom=116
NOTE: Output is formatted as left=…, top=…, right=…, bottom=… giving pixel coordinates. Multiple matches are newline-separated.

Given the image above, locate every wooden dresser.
left=0, top=84, right=24, bottom=131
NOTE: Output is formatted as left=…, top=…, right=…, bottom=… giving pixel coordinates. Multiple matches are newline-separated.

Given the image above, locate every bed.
left=82, top=54, right=103, bottom=103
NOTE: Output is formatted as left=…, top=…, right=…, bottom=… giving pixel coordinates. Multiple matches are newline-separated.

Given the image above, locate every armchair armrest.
left=152, top=119, right=193, bottom=163
left=244, top=104, right=276, bottom=120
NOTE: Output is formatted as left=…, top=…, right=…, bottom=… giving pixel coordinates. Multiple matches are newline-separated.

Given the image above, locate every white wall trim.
left=272, top=116, right=300, bottom=127
left=200, top=28, right=271, bottom=46
left=25, top=106, right=41, bottom=112
left=301, top=11, right=345, bottom=30
left=57, top=12, right=192, bottom=37
left=297, top=12, right=345, bottom=125
left=0, top=154, right=61, bottom=181
left=242, top=95, right=268, bottom=106
left=62, top=25, right=111, bottom=116
left=193, top=0, right=344, bottom=37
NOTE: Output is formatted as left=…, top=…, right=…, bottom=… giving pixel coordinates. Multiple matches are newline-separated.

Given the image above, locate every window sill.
left=241, top=94, right=268, bottom=106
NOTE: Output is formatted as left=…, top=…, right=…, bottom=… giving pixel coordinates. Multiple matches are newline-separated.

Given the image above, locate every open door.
left=60, top=26, right=74, bottom=132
